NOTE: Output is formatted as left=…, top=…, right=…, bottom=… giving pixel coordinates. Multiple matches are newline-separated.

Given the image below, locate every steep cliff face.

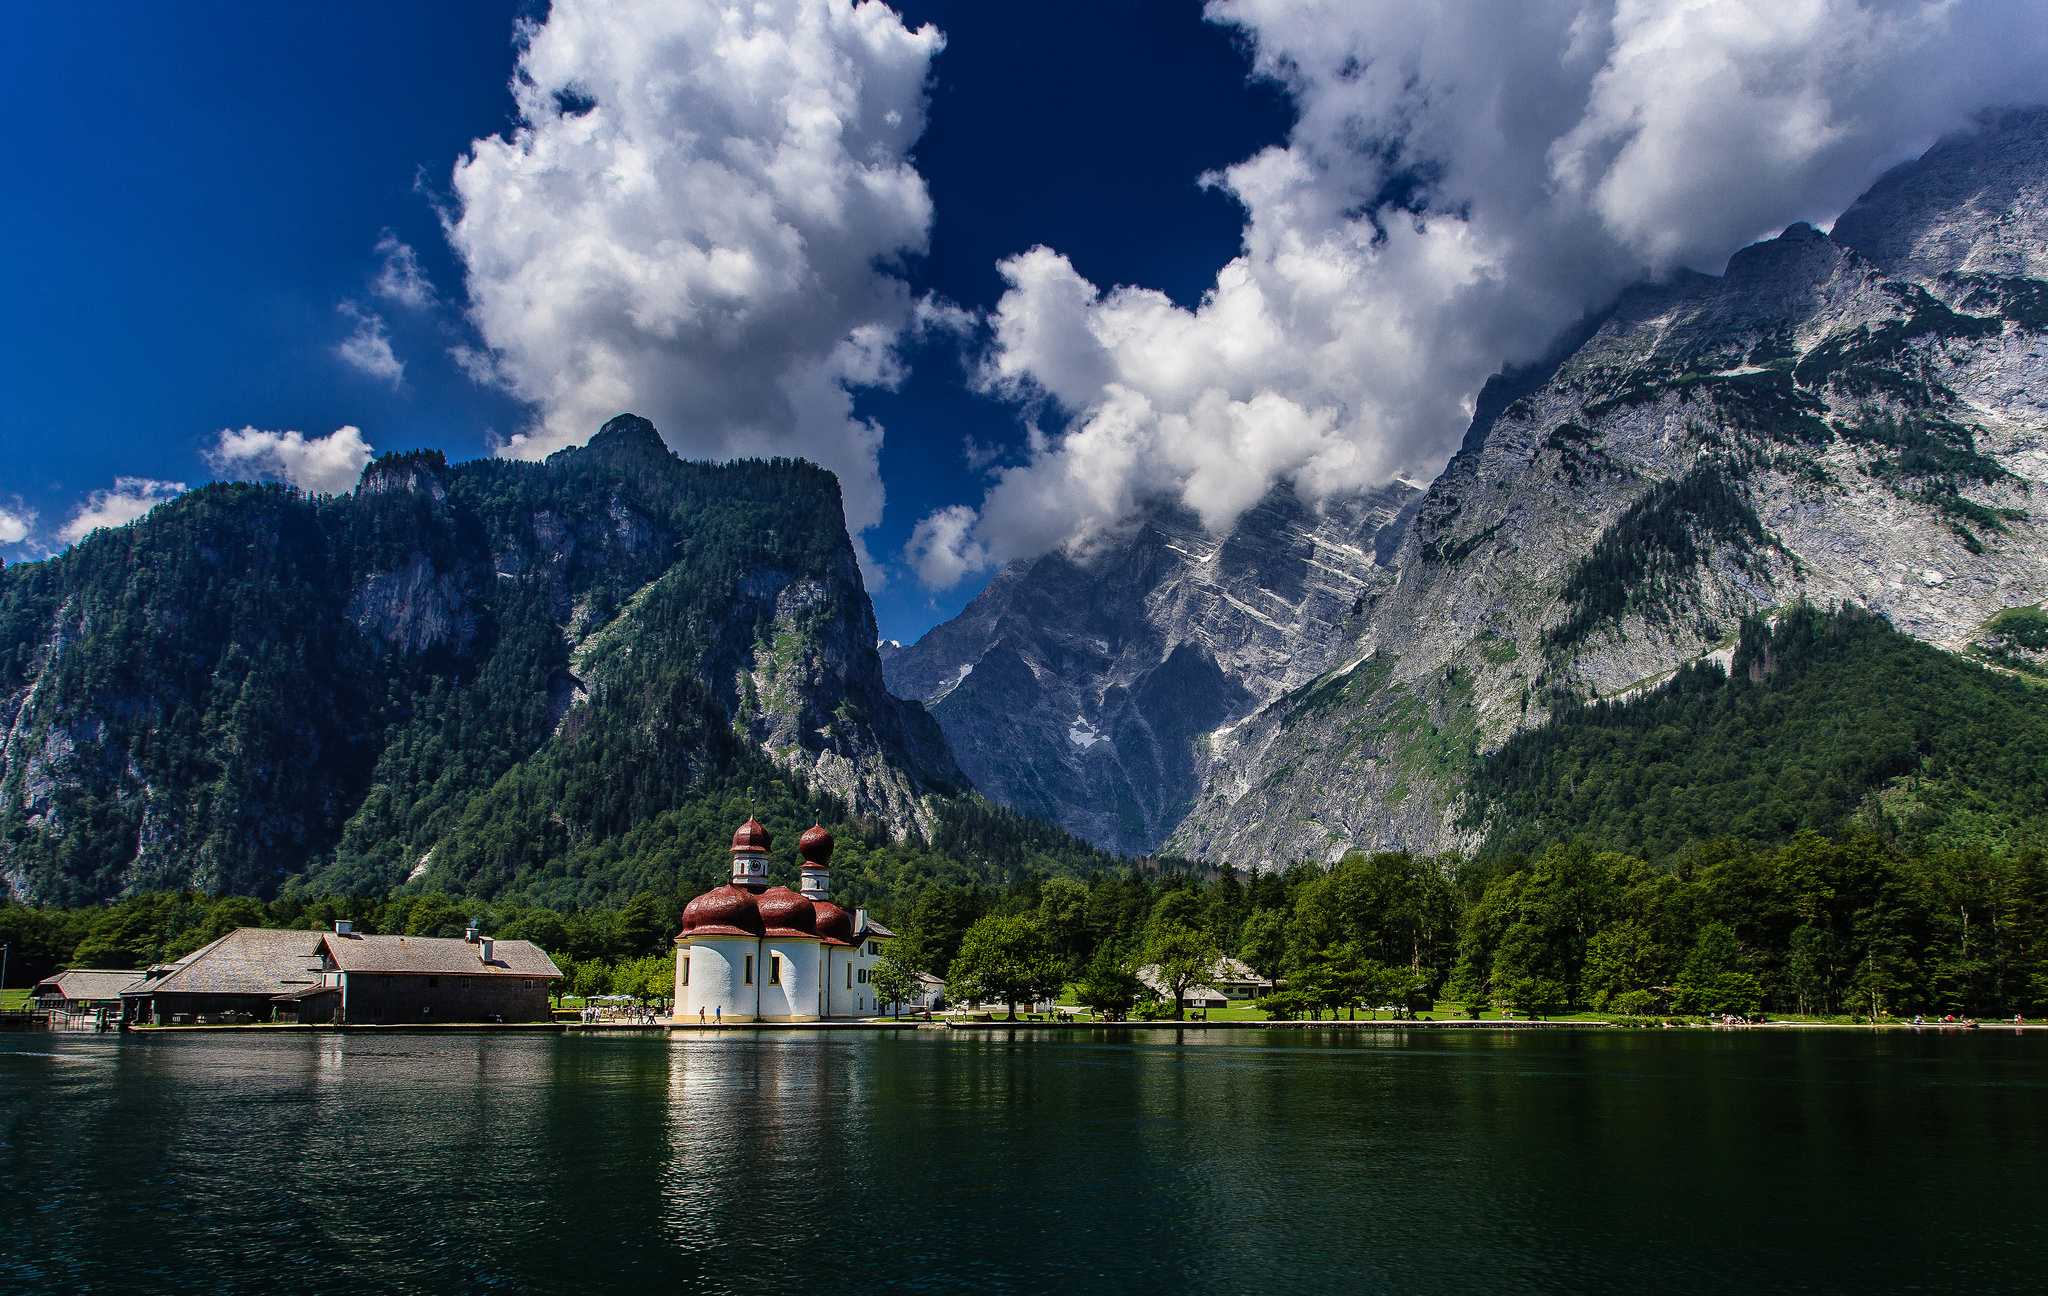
left=884, top=482, right=1417, bottom=853
left=0, top=415, right=958, bottom=903
left=896, top=109, right=2048, bottom=867
left=1175, top=109, right=2048, bottom=866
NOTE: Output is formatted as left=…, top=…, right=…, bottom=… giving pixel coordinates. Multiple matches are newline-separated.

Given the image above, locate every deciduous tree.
left=947, top=915, right=1063, bottom=1020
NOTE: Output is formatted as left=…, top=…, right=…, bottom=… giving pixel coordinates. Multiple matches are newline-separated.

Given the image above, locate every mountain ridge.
left=898, top=107, right=2048, bottom=869
left=0, top=416, right=966, bottom=905
left=884, top=480, right=1419, bottom=854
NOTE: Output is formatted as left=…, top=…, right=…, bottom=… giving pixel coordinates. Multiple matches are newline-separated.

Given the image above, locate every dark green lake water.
left=2, top=1026, right=2042, bottom=1294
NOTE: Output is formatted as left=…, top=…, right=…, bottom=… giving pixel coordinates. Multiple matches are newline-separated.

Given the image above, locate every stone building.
left=673, top=819, right=895, bottom=1022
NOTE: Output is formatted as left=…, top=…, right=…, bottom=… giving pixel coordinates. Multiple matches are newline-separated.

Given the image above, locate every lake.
left=2, top=1026, right=2042, bottom=1294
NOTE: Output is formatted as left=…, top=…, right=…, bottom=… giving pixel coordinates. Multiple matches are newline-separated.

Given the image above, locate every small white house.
left=1138, top=957, right=1270, bottom=1007
left=888, top=971, right=946, bottom=1013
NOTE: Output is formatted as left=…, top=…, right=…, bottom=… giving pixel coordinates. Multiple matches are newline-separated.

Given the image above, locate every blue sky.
left=7, top=2, right=2046, bottom=643
left=0, top=1, right=1285, bottom=640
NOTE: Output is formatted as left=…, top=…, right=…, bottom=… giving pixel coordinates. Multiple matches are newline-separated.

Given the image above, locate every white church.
left=672, top=818, right=896, bottom=1022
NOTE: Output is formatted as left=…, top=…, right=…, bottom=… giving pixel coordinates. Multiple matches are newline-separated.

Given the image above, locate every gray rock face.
left=885, top=483, right=1417, bottom=853
left=690, top=536, right=963, bottom=843
left=1832, top=108, right=2048, bottom=282
left=346, top=553, right=476, bottom=656
left=1177, top=112, right=2048, bottom=867
left=900, top=109, right=2048, bottom=869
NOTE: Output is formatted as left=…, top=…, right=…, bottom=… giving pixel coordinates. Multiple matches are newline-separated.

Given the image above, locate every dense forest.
left=10, top=822, right=2042, bottom=1019
left=0, top=417, right=983, bottom=907
left=1470, top=605, right=2048, bottom=859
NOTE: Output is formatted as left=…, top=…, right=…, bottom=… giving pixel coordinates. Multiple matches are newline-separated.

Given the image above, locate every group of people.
left=579, top=1003, right=662, bottom=1024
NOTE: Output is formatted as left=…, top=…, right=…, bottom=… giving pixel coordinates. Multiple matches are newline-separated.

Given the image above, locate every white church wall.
left=684, top=936, right=758, bottom=1022
left=759, top=938, right=821, bottom=1022
left=825, top=946, right=858, bottom=1017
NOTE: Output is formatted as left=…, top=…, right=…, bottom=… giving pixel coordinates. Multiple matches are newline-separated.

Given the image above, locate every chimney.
left=334, top=921, right=353, bottom=936
left=464, top=921, right=480, bottom=944
left=855, top=908, right=868, bottom=932
left=479, top=938, right=494, bottom=964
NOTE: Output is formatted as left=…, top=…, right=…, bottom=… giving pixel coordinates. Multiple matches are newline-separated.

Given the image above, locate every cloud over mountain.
left=0, top=504, right=33, bottom=547
left=58, top=478, right=185, bottom=546
left=207, top=425, right=376, bottom=496
left=446, top=0, right=944, bottom=576
left=909, top=0, right=2048, bottom=588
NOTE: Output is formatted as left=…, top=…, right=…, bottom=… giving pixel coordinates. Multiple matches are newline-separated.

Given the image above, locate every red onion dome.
left=730, top=816, right=772, bottom=854
left=755, top=886, right=818, bottom=938
left=813, top=900, right=856, bottom=946
left=679, top=885, right=764, bottom=937
left=798, top=823, right=835, bottom=865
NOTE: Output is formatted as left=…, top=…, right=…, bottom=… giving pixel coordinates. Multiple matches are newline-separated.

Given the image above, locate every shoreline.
left=54, top=1017, right=2048, bottom=1036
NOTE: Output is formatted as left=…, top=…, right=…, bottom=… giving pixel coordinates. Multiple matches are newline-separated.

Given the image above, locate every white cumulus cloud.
left=59, top=478, right=185, bottom=546
left=446, top=0, right=944, bottom=578
left=0, top=504, right=34, bottom=546
left=909, top=0, right=2048, bottom=587
left=336, top=302, right=404, bottom=385
left=372, top=231, right=436, bottom=309
left=207, top=425, right=376, bottom=496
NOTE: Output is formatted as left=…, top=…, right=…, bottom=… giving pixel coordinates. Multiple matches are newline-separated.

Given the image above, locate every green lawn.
left=2, top=988, right=32, bottom=1010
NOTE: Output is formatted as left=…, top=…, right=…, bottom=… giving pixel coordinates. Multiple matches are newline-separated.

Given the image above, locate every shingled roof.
left=320, top=932, right=560, bottom=978
left=35, top=969, right=142, bottom=1001
left=123, top=928, right=326, bottom=999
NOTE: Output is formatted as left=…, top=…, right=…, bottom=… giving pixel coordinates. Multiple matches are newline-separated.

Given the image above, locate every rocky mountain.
left=0, top=416, right=962, bottom=904
left=897, top=107, right=2048, bottom=868
left=884, top=482, right=1419, bottom=854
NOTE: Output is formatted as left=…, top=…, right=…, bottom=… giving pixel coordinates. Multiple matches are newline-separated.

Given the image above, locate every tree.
left=572, top=959, right=614, bottom=1002
left=1072, top=945, right=1143, bottom=1018
left=497, top=909, right=570, bottom=963
left=1286, top=944, right=1372, bottom=1020
left=1496, top=975, right=1569, bottom=1019
left=1674, top=922, right=1763, bottom=1015
left=1205, top=862, right=1247, bottom=953
left=403, top=894, right=468, bottom=938
left=1036, top=876, right=1091, bottom=971
left=1146, top=896, right=1219, bottom=1020
left=1581, top=919, right=1664, bottom=1011
left=613, top=954, right=672, bottom=1006
left=618, top=892, right=668, bottom=957
left=1256, top=987, right=1316, bottom=1020
left=68, top=935, right=132, bottom=970
left=1239, top=909, right=1288, bottom=987
left=1358, top=962, right=1413, bottom=1020
left=1291, top=851, right=1460, bottom=981
left=947, top=915, right=1064, bottom=1019
left=904, top=885, right=989, bottom=980
left=868, top=953, right=924, bottom=1018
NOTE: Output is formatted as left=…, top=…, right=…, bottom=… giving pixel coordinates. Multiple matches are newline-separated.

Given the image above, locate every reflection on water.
left=2, top=1028, right=2044, bottom=1294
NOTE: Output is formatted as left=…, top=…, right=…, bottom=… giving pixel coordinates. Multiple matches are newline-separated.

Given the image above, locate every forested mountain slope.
left=1463, top=605, right=2048, bottom=861
left=1171, top=108, right=2048, bottom=866
left=0, top=416, right=982, bottom=905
